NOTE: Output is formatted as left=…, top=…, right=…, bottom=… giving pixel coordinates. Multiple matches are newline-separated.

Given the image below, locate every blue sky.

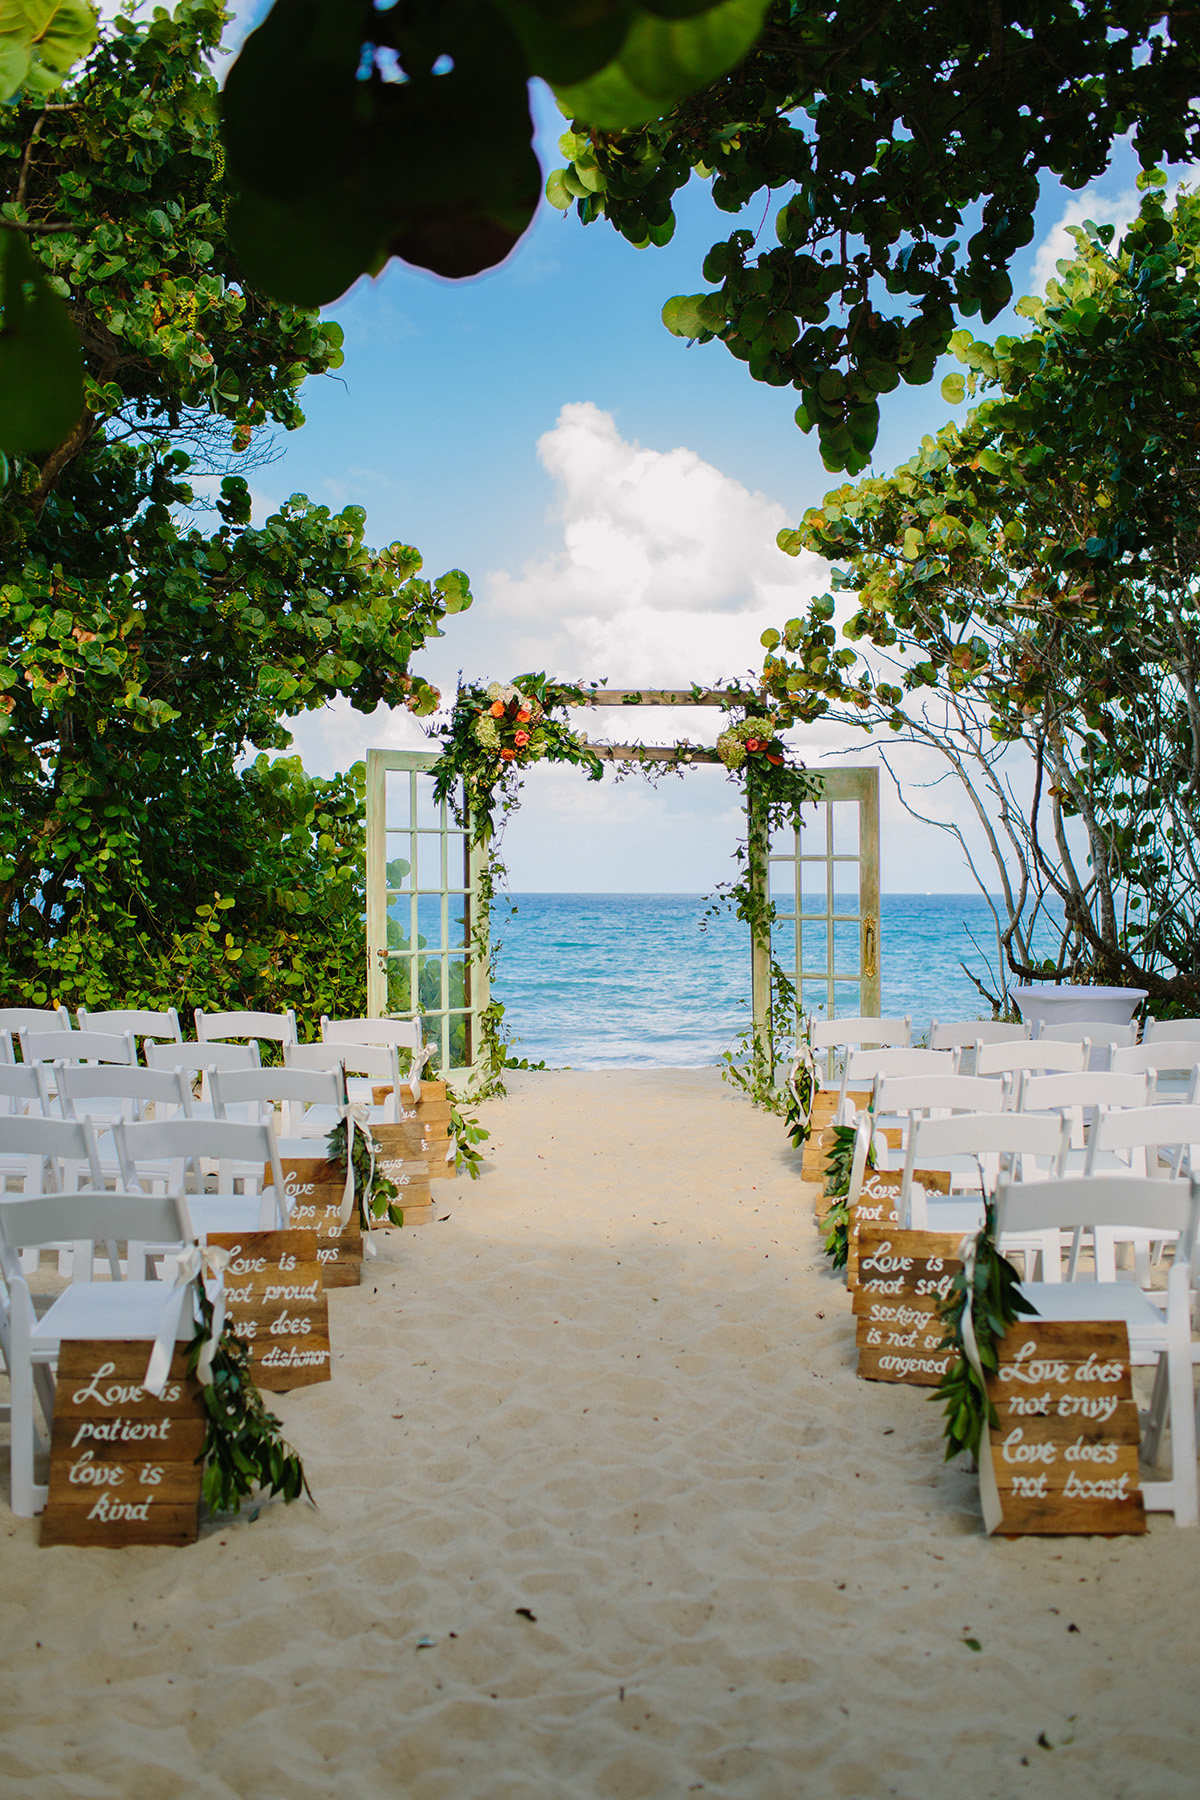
left=224, top=40, right=1173, bottom=894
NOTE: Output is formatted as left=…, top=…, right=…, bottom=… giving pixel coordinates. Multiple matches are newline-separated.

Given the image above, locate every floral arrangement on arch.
left=473, top=682, right=548, bottom=764
left=716, top=713, right=787, bottom=771
left=432, top=673, right=604, bottom=843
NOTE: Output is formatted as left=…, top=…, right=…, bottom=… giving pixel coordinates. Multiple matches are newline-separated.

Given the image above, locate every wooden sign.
left=41, top=1342, right=204, bottom=1548
left=358, top=1126, right=436, bottom=1220
left=982, top=1321, right=1146, bottom=1536
left=844, top=1169, right=952, bottom=1286
left=802, top=1091, right=869, bottom=1183
left=372, top=1118, right=454, bottom=1184
left=852, top=1225, right=964, bottom=1386
left=277, top=1159, right=363, bottom=1288
left=207, top=1230, right=330, bottom=1390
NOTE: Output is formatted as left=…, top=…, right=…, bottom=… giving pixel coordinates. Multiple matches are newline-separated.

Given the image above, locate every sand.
left=1, top=1066, right=1198, bottom=1800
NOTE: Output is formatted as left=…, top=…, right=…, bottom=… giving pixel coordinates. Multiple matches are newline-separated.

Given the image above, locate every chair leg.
left=9, top=1313, right=42, bottom=1517
left=1143, top=1356, right=1169, bottom=1467
left=1166, top=1263, right=1199, bottom=1527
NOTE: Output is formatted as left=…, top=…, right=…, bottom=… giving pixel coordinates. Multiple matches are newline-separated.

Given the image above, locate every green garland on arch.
left=429, top=676, right=820, bottom=1107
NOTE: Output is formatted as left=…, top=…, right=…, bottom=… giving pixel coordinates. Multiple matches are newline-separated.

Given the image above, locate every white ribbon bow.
left=408, top=1043, right=433, bottom=1104
left=956, top=1227, right=1005, bottom=1531
left=338, top=1100, right=380, bottom=1258
left=143, top=1243, right=231, bottom=1397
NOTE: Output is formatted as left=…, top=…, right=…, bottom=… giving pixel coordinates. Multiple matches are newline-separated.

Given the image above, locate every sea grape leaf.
left=0, top=0, right=97, bottom=103
left=554, top=0, right=767, bottom=126
left=0, top=227, right=83, bottom=451
left=223, top=0, right=539, bottom=299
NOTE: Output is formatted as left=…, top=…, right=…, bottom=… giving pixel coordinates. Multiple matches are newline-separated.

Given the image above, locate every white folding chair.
left=929, top=1019, right=1029, bottom=1051
left=1143, top=1019, right=1200, bottom=1044
left=870, top=1072, right=1009, bottom=1169
left=994, top=1173, right=1200, bottom=1527
left=55, top=1063, right=194, bottom=1128
left=77, top=1005, right=183, bottom=1046
left=195, top=1007, right=298, bottom=1049
left=1111, top=1041, right=1200, bottom=1105
left=900, top=1111, right=1071, bottom=1279
left=0, top=1189, right=195, bottom=1516
left=209, top=1064, right=343, bottom=1139
left=1017, top=1070, right=1155, bottom=1172
left=286, top=1040, right=403, bottom=1122
left=838, top=1047, right=956, bottom=1121
left=975, top=1039, right=1091, bottom=1084
left=1081, top=1105, right=1200, bottom=1283
left=0, top=1007, right=72, bottom=1046
left=0, top=1061, right=55, bottom=1120
left=0, top=1114, right=105, bottom=1195
left=1037, top=1018, right=1139, bottom=1047
left=115, top=1117, right=288, bottom=1234
left=320, top=1015, right=426, bottom=1100
left=20, top=1028, right=138, bottom=1068
left=0, top=1029, right=12, bottom=1065
left=145, top=1038, right=263, bottom=1115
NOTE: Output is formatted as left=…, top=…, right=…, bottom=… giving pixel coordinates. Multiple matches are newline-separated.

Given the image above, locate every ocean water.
left=491, top=892, right=1059, bottom=1069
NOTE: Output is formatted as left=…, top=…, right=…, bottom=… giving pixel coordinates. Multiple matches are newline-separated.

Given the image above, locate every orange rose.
left=514, top=729, right=529, bottom=746
left=746, top=737, right=762, bottom=753
left=517, top=706, right=532, bottom=722
left=490, top=701, right=505, bottom=717
left=500, top=747, right=515, bottom=760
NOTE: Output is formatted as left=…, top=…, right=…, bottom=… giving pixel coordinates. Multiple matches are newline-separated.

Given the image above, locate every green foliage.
left=553, top=0, right=1200, bottom=470
left=818, top=1119, right=868, bottom=1269
left=220, top=0, right=768, bottom=304
left=432, top=674, right=605, bottom=847
left=933, top=1203, right=1036, bottom=1462
left=0, top=225, right=81, bottom=450
left=326, top=1114, right=402, bottom=1227
left=763, top=185, right=1200, bottom=1009
left=0, top=3, right=471, bottom=1019
left=0, top=0, right=96, bottom=105
left=189, top=1281, right=311, bottom=1513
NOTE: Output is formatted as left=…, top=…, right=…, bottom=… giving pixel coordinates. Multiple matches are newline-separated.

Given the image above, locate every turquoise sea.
left=490, top=892, right=1057, bottom=1069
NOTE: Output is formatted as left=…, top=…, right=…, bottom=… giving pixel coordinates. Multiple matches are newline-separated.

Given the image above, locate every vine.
left=187, top=1278, right=311, bottom=1515
left=427, top=675, right=819, bottom=1110
left=932, top=1198, right=1038, bottom=1460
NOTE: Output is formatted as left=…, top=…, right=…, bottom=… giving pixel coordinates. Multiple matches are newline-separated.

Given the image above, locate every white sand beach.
left=2, top=1068, right=1198, bottom=1799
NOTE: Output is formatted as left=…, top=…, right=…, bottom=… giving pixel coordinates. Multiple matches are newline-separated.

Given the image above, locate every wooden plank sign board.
left=982, top=1321, right=1147, bottom=1536
left=207, top=1230, right=331, bottom=1390
left=277, top=1159, right=362, bottom=1288
left=852, top=1226, right=964, bottom=1386
left=41, top=1342, right=204, bottom=1548
left=844, top=1170, right=952, bottom=1287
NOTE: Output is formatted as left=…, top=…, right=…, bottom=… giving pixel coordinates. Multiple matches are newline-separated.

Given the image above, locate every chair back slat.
left=20, top=1029, right=137, bottom=1066
left=195, top=1008, right=298, bottom=1045
left=975, top=1039, right=1090, bottom=1078
left=77, top=1006, right=183, bottom=1043
left=808, top=1015, right=911, bottom=1052
left=928, top=1019, right=1030, bottom=1050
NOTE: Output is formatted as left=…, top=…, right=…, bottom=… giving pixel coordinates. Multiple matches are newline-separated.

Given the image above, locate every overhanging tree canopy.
left=0, top=1, right=473, bottom=1016
left=760, top=179, right=1200, bottom=1008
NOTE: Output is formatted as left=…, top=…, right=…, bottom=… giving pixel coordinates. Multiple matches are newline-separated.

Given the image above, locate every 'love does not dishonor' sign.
left=853, top=1225, right=964, bottom=1386
left=41, top=1343, right=205, bottom=1548
left=208, top=1230, right=331, bottom=1390
left=981, top=1321, right=1147, bottom=1536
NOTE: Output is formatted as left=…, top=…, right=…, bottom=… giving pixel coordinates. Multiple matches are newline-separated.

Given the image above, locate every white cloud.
left=1027, top=175, right=1200, bottom=294
left=483, top=402, right=827, bottom=686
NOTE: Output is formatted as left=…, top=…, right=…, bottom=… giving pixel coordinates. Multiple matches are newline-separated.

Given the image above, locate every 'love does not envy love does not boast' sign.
left=982, top=1321, right=1147, bottom=1536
